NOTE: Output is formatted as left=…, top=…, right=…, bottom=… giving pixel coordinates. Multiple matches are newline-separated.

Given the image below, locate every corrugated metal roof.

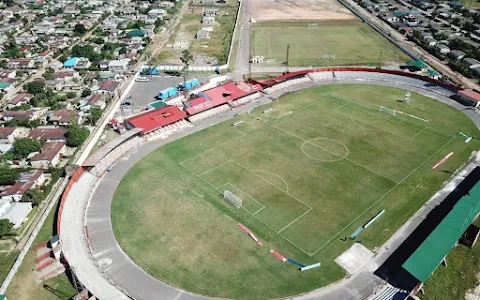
left=402, top=182, right=480, bottom=282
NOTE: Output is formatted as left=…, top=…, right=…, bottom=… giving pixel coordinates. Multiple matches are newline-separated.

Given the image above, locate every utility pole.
left=285, top=44, right=290, bottom=74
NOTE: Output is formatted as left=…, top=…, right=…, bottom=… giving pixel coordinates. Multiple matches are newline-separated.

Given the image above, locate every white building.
left=108, top=59, right=131, bottom=73
left=0, top=200, right=33, bottom=229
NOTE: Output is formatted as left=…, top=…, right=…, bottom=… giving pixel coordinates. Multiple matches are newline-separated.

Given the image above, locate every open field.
left=112, top=84, right=479, bottom=299
left=251, top=21, right=409, bottom=67
left=159, top=4, right=237, bottom=65
left=250, top=0, right=354, bottom=21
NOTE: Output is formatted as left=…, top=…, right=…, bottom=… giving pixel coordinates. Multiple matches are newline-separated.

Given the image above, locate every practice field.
left=251, top=21, right=409, bottom=67
left=112, top=84, right=479, bottom=299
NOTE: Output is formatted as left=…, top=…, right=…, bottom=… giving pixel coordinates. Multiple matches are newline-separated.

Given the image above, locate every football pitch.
left=112, top=84, right=479, bottom=299
left=251, top=20, right=409, bottom=67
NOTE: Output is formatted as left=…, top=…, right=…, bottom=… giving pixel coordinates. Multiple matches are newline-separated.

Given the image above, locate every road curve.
left=62, top=72, right=480, bottom=300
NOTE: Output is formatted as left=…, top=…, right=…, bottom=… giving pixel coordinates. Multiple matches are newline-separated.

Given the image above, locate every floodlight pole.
left=285, top=44, right=290, bottom=74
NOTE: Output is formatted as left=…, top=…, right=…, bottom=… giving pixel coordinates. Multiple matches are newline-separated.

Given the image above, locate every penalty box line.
left=180, top=162, right=312, bottom=256
left=308, top=135, right=456, bottom=257
left=218, top=182, right=266, bottom=215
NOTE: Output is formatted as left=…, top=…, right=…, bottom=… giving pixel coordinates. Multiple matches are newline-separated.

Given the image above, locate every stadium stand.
left=125, top=105, right=187, bottom=135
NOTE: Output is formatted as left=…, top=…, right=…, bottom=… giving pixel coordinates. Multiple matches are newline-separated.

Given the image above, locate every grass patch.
left=112, top=84, right=478, bottom=299
left=419, top=243, right=480, bottom=300
left=0, top=251, right=20, bottom=284
left=251, top=20, right=409, bottom=67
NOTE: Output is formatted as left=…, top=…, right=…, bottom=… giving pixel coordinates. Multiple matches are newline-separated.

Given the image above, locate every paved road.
left=233, top=0, right=251, bottom=80
left=76, top=74, right=480, bottom=300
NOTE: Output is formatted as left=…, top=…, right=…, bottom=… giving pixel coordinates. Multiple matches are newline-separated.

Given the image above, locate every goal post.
left=379, top=106, right=396, bottom=116
left=223, top=190, right=242, bottom=209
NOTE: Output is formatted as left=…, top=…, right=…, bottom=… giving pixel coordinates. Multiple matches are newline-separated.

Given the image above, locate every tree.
left=24, top=81, right=45, bottom=94
left=180, top=49, right=193, bottom=88
left=73, top=23, right=87, bottom=36
left=87, top=107, right=103, bottom=125
left=0, top=60, right=7, bottom=69
left=65, top=125, right=89, bottom=147
left=66, top=92, right=77, bottom=99
left=0, top=168, right=20, bottom=185
left=0, top=219, right=13, bottom=238
left=81, top=88, right=91, bottom=97
left=22, top=189, right=44, bottom=206
left=12, top=138, right=41, bottom=159
left=155, top=18, right=165, bottom=27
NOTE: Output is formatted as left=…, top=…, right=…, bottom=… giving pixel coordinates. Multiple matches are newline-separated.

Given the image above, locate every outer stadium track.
left=59, top=69, right=480, bottom=300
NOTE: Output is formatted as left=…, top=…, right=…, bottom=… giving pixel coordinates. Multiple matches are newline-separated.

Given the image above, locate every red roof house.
left=125, top=105, right=187, bottom=134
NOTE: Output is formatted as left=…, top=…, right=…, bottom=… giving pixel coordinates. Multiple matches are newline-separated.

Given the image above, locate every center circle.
left=301, top=138, right=349, bottom=162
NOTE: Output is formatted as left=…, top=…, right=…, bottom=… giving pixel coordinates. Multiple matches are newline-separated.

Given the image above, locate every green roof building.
left=126, top=30, right=146, bottom=38
left=0, top=81, right=12, bottom=90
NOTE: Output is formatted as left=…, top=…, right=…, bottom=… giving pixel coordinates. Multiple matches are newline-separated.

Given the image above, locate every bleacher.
left=187, top=104, right=231, bottom=123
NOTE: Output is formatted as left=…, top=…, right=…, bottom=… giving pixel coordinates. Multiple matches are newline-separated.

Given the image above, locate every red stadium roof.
left=459, top=90, right=480, bottom=102
left=126, top=105, right=186, bottom=134
left=186, top=82, right=262, bottom=115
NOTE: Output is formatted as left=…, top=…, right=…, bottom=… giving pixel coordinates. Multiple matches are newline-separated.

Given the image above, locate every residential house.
left=434, top=43, right=450, bottom=54
left=75, top=59, right=91, bottom=69
left=463, top=58, right=480, bottom=69
left=94, top=80, right=121, bottom=96
left=98, top=60, right=111, bottom=70
left=0, top=170, right=45, bottom=202
left=196, top=27, right=213, bottom=39
left=53, top=70, right=80, bottom=83
left=1, top=109, right=47, bottom=123
left=63, top=57, right=80, bottom=68
left=30, top=142, right=66, bottom=169
left=204, top=8, right=218, bottom=16
left=108, top=59, right=130, bottom=73
left=159, top=1, right=175, bottom=8
left=7, top=59, right=34, bottom=69
left=202, top=16, right=215, bottom=25
left=0, top=127, right=28, bottom=144
left=47, top=110, right=83, bottom=126
left=80, top=94, right=107, bottom=111
left=448, top=50, right=466, bottom=60
left=6, top=93, right=32, bottom=109
left=27, top=127, right=66, bottom=142
left=0, top=199, right=33, bottom=229
left=148, top=9, right=167, bottom=18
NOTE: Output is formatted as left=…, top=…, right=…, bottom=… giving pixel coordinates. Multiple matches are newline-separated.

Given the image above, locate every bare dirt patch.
left=250, top=0, right=355, bottom=22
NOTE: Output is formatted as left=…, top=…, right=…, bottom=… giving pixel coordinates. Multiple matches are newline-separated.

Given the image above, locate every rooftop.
left=30, top=142, right=65, bottom=162
left=0, top=127, right=16, bottom=138
left=126, top=105, right=186, bottom=134
left=459, top=90, right=480, bottom=102
left=0, top=170, right=43, bottom=197
left=27, top=127, right=66, bottom=141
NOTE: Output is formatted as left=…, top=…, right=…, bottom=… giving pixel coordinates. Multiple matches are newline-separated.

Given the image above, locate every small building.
left=47, top=110, right=83, bottom=126
left=7, top=59, right=34, bottom=69
left=456, top=90, right=480, bottom=107
left=0, top=127, right=28, bottom=144
left=0, top=170, right=45, bottom=202
left=2, top=109, right=46, bottom=123
left=448, top=50, right=466, bottom=60
left=463, top=58, right=480, bottom=69
left=148, top=9, right=167, bottom=18
left=108, top=59, right=131, bottom=73
left=434, top=43, right=450, bottom=54
left=94, top=80, right=121, bottom=96
left=406, top=60, right=429, bottom=72
left=204, top=8, right=218, bottom=16
left=30, top=142, right=66, bottom=169
left=196, top=27, right=213, bottom=39
left=7, top=93, right=33, bottom=109
left=0, top=200, right=32, bottom=229
left=63, top=57, right=80, bottom=68
left=202, top=16, right=215, bottom=25
left=87, top=94, right=106, bottom=109
left=27, top=127, right=66, bottom=142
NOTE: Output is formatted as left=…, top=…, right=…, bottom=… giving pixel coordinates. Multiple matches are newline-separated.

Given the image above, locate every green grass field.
left=251, top=20, right=409, bottom=67
left=112, top=84, right=479, bottom=299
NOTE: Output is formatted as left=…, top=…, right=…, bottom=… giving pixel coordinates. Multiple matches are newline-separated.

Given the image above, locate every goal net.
left=308, top=23, right=319, bottom=28
left=379, top=106, right=396, bottom=116
left=223, top=190, right=242, bottom=209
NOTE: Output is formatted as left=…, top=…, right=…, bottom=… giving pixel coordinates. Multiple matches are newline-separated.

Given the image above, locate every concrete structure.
left=456, top=90, right=480, bottom=108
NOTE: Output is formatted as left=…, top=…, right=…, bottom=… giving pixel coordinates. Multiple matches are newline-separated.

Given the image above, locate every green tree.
left=0, top=168, right=20, bottom=185
left=24, top=81, right=45, bottom=94
left=0, top=219, right=13, bottom=238
left=12, top=138, right=41, bottom=159
left=0, top=60, right=7, bottom=69
left=73, top=23, right=87, bottom=36
left=66, top=92, right=77, bottom=99
left=65, top=125, right=89, bottom=147
left=180, top=49, right=193, bottom=88
left=81, top=88, right=91, bottom=97
left=87, top=107, right=103, bottom=125
left=22, top=189, right=44, bottom=206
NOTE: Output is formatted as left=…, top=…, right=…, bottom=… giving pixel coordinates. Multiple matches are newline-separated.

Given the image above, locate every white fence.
left=153, top=64, right=228, bottom=72
left=0, top=177, right=69, bottom=294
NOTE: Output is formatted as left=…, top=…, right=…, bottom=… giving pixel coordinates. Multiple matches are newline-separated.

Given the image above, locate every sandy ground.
left=250, top=0, right=355, bottom=22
